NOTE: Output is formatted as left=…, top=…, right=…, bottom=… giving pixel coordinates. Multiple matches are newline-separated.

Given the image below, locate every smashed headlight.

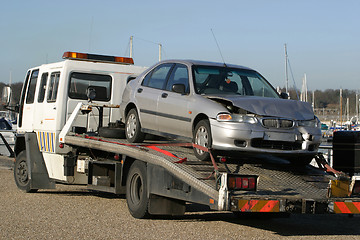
left=297, top=117, right=320, bottom=128
left=216, top=113, right=257, bottom=124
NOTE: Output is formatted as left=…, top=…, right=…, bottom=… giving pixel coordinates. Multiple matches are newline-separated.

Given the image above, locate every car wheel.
left=193, top=119, right=212, bottom=161
left=125, top=108, right=145, bottom=143
left=14, top=151, right=38, bottom=193
left=126, top=161, right=150, bottom=219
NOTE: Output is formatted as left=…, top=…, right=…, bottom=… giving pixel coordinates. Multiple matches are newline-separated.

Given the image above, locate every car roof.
left=159, top=59, right=254, bottom=71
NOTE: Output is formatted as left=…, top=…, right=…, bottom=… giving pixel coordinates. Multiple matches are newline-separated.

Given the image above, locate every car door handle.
left=161, top=93, right=168, bottom=98
left=137, top=88, right=143, bottom=93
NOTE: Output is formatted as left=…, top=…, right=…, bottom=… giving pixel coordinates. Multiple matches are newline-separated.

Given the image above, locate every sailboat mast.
left=158, top=43, right=162, bottom=62
left=284, top=44, right=289, bottom=94
left=129, top=36, right=133, bottom=58
left=340, top=88, right=343, bottom=127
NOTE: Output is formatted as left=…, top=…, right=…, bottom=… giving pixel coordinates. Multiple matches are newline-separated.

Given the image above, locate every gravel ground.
left=0, top=156, right=360, bottom=240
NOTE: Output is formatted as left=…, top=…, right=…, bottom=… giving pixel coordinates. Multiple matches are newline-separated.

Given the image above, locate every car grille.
left=251, top=139, right=302, bottom=150
left=261, top=118, right=294, bottom=129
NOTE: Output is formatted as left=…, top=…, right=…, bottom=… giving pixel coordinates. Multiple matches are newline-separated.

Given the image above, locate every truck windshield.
left=192, top=66, right=279, bottom=98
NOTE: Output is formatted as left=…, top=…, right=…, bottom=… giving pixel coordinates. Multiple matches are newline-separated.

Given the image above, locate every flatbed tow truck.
left=5, top=51, right=360, bottom=219
left=28, top=102, right=360, bottom=218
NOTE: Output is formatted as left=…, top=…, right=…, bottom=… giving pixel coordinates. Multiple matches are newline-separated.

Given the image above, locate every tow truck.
left=3, top=51, right=360, bottom=218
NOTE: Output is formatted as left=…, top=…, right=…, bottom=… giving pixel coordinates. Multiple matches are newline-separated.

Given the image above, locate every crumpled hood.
left=208, top=95, right=315, bottom=120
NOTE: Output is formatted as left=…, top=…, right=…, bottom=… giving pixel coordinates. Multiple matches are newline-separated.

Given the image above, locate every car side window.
left=142, top=63, right=174, bottom=89
left=165, top=64, right=189, bottom=93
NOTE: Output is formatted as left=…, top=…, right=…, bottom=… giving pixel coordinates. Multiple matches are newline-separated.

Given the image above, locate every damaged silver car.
left=120, top=60, right=321, bottom=165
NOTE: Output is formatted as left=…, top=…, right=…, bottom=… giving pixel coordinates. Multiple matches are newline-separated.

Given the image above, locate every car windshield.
left=192, top=65, right=280, bottom=98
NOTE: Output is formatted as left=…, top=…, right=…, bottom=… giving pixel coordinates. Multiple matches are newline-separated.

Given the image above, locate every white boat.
left=0, top=116, right=15, bottom=156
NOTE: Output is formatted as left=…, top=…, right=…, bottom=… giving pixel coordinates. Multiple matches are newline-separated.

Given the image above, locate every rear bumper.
left=229, top=197, right=360, bottom=214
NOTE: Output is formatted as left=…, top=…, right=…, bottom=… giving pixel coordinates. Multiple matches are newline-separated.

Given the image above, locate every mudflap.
left=148, top=194, right=186, bottom=216
left=25, top=132, right=55, bottom=190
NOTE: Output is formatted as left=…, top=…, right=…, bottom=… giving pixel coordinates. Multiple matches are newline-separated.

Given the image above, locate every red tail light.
left=228, top=175, right=258, bottom=191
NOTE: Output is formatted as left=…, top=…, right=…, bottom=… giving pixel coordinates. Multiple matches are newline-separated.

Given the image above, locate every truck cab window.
left=47, top=72, right=60, bottom=102
left=18, top=71, right=31, bottom=128
left=38, top=72, right=48, bottom=103
left=25, top=69, right=39, bottom=104
left=68, top=72, right=111, bottom=101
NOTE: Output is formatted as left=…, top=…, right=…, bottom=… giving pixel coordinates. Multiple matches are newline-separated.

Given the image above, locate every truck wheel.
left=98, top=126, right=125, bottom=139
left=126, top=161, right=150, bottom=219
left=125, top=109, right=145, bottom=143
left=14, top=151, right=37, bottom=193
left=193, top=119, right=212, bottom=161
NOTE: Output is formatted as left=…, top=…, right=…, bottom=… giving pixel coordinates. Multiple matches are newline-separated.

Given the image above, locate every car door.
left=134, top=63, right=174, bottom=131
left=157, top=64, right=192, bottom=138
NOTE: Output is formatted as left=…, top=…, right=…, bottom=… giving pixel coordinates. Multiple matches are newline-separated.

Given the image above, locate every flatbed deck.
left=64, top=133, right=360, bottom=214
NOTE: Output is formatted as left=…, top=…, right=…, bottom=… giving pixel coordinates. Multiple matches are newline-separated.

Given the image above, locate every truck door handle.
left=137, top=88, right=143, bottom=93
left=161, top=93, right=168, bottom=98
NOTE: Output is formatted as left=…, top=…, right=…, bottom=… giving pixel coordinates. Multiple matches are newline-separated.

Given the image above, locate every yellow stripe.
left=45, top=132, right=49, bottom=152
left=49, top=132, right=53, bottom=152
left=37, top=132, right=41, bottom=151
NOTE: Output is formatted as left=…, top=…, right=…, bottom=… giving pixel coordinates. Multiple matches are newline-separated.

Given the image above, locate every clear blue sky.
left=1, top=0, right=359, bottom=90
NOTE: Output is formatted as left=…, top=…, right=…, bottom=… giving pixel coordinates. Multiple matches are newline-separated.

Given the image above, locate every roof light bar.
left=62, top=51, right=134, bottom=65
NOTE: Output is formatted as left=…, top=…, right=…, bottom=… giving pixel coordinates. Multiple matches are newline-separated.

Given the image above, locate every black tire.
left=98, top=126, right=125, bottom=139
left=14, top=151, right=38, bottom=193
left=126, top=161, right=150, bottom=219
left=125, top=108, right=145, bottom=143
left=193, top=119, right=212, bottom=161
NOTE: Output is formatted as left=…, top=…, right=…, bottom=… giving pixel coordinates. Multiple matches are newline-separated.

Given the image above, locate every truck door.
left=18, top=69, right=39, bottom=132
left=30, top=71, right=59, bottom=153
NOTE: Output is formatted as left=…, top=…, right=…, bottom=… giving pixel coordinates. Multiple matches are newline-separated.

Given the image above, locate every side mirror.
left=280, top=92, right=289, bottom=99
left=2, top=86, right=12, bottom=106
left=172, top=84, right=186, bottom=94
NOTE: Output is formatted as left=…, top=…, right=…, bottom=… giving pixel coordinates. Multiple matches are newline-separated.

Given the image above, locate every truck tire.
left=125, top=108, right=145, bottom=143
left=14, top=151, right=38, bottom=193
left=193, top=119, right=212, bottom=161
left=98, top=126, right=125, bottom=139
left=126, top=160, right=150, bottom=219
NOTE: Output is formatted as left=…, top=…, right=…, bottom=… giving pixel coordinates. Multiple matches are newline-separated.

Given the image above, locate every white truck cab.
left=12, top=51, right=146, bottom=185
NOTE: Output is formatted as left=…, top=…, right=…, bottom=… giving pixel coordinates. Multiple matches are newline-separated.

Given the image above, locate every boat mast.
left=284, top=44, right=289, bottom=95
left=158, top=43, right=162, bottom=62
left=340, top=88, right=343, bottom=127
left=129, top=36, right=133, bottom=58
left=356, top=91, right=359, bottom=123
